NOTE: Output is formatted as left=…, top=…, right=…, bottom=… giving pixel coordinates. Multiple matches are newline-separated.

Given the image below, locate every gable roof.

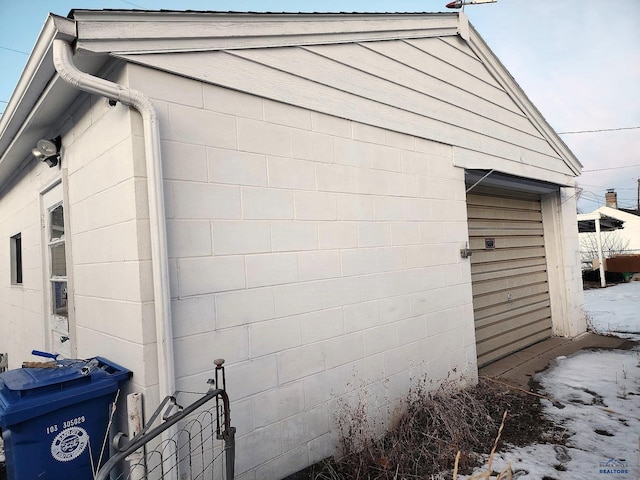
left=620, top=208, right=640, bottom=217
left=594, top=206, right=640, bottom=224
left=0, top=10, right=581, bottom=191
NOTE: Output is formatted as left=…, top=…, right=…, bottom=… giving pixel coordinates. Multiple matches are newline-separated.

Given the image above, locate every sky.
left=1, top=0, right=639, bottom=212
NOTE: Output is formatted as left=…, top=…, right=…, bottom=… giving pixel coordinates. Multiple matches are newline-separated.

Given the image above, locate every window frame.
left=10, top=232, right=23, bottom=285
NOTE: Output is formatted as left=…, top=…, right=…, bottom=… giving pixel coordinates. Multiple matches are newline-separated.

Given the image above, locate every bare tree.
left=579, top=231, right=631, bottom=266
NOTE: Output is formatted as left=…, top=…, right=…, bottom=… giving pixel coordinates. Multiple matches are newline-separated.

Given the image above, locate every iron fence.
left=96, top=359, right=235, bottom=480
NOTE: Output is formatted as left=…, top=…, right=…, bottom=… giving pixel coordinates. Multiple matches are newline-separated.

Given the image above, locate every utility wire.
left=119, top=0, right=145, bottom=7
left=558, top=126, right=640, bottom=134
left=583, top=164, right=640, bottom=173
left=0, top=46, right=29, bottom=55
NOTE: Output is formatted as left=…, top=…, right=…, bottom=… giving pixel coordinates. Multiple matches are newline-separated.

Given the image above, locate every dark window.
left=11, top=233, right=22, bottom=285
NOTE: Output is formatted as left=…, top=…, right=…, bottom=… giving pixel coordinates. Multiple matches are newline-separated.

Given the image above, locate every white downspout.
left=52, top=39, right=175, bottom=401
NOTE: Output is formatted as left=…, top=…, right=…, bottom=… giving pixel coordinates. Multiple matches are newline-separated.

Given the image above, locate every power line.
left=119, top=0, right=145, bottom=7
left=558, top=126, right=640, bottom=134
left=0, top=46, right=29, bottom=55
left=583, top=164, right=640, bottom=173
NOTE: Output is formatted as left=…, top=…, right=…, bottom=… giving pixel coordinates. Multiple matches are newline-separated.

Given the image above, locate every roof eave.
left=0, top=15, right=76, bottom=191
left=71, top=10, right=461, bottom=54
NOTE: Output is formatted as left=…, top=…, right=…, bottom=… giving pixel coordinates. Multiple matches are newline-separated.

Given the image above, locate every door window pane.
left=52, top=281, right=68, bottom=317
left=50, top=205, right=64, bottom=241
left=50, top=243, right=66, bottom=277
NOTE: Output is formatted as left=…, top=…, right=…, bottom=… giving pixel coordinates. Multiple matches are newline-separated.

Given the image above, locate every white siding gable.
left=120, top=33, right=576, bottom=185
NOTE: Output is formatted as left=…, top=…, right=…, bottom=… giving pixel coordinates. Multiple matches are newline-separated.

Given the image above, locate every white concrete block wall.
left=0, top=78, right=153, bottom=381
left=0, top=158, right=60, bottom=368
left=126, top=62, right=477, bottom=479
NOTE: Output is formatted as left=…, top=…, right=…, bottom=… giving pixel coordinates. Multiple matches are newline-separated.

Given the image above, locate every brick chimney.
left=605, top=189, right=618, bottom=209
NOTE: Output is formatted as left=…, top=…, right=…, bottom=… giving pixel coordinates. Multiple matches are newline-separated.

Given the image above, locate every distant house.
left=0, top=10, right=585, bottom=478
left=579, top=190, right=640, bottom=267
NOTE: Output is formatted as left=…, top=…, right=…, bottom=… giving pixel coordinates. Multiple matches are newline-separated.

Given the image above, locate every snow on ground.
left=585, top=281, right=640, bottom=341
left=462, top=281, right=640, bottom=479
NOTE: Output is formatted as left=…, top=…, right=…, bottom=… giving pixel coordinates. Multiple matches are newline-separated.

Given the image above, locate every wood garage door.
left=467, top=187, right=552, bottom=367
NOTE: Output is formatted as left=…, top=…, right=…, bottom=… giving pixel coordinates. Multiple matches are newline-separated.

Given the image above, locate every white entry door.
left=42, top=183, right=72, bottom=358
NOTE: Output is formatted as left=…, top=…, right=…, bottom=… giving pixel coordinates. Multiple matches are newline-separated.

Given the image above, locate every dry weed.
left=298, top=377, right=564, bottom=480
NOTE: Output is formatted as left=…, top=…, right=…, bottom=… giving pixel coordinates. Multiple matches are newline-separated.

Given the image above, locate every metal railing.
left=96, top=359, right=235, bottom=480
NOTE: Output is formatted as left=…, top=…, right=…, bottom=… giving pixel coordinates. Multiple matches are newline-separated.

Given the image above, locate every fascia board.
left=465, top=23, right=582, bottom=176
left=72, top=11, right=460, bottom=53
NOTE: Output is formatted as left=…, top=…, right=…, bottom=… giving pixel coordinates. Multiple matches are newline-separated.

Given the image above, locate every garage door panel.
left=477, top=329, right=552, bottom=366
left=472, top=281, right=548, bottom=310
left=476, top=306, right=552, bottom=340
left=469, top=220, right=544, bottom=235
left=467, top=206, right=542, bottom=222
left=474, top=293, right=550, bottom=321
left=471, top=271, right=548, bottom=296
left=475, top=301, right=551, bottom=328
left=472, top=263, right=546, bottom=281
left=467, top=187, right=552, bottom=367
left=467, top=193, right=541, bottom=211
left=469, top=236, right=544, bottom=250
left=477, top=321, right=551, bottom=358
left=471, top=246, right=545, bottom=263
left=471, top=257, right=546, bottom=275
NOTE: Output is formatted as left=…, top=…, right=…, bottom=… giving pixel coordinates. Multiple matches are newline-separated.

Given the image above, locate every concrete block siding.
left=0, top=160, right=56, bottom=370
left=131, top=64, right=477, bottom=478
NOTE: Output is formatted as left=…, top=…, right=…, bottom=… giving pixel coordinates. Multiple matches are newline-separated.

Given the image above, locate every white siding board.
left=232, top=47, right=555, bottom=156
left=366, top=40, right=515, bottom=113
left=426, top=36, right=502, bottom=88
left=123, top=50, right=569, bottom=175
left=453, top=147, right=575, bottom=183
left=305, top=43, right=534, bottom=135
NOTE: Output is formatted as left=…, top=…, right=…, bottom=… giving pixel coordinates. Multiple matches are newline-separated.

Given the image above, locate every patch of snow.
left=585, top=281, right=640, bottom=340
left=460, top=282, right=640, bottom=479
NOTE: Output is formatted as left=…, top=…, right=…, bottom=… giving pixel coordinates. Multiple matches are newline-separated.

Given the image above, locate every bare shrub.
left=305, top=377, right=564, bottom=480
left=322, top=378, right=495, bottom=479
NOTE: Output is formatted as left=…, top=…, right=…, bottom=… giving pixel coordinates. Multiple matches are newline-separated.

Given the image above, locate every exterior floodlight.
left=32, top=136, right=61, bottom=167
left=446, top=0, right=497, bottom=8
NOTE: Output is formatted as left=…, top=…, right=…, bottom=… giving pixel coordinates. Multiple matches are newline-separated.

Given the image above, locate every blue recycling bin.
left=0, top=357, right=131, bottom=480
